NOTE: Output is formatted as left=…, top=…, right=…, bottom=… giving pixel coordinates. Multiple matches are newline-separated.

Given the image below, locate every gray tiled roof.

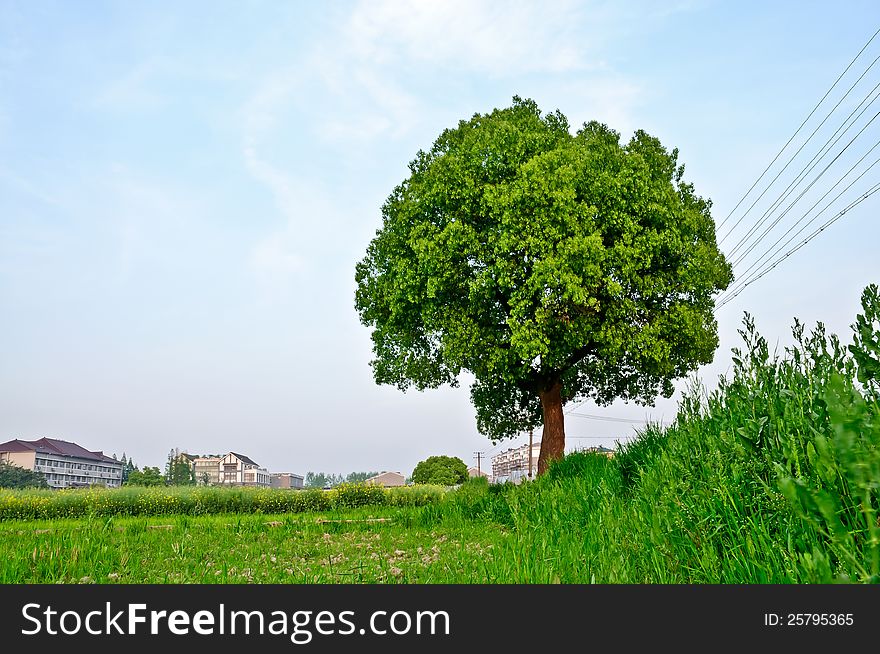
left=229, top=451, right=259, bottom=466
left=0, top=437, right=119, bottom=464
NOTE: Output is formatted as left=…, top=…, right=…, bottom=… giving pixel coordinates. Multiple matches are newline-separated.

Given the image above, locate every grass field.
left=0, top=509, right=507, bottom=584
left=2, top=290, right=878, bottom=584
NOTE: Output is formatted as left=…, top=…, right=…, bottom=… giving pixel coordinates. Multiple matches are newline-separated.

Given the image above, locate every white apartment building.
left=0, top=437, right=123, bottom=489
left=491, top=440, right=541, bottom=484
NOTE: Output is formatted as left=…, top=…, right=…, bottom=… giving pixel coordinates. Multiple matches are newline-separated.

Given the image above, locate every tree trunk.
left=537, top=379, right=565, bottom=476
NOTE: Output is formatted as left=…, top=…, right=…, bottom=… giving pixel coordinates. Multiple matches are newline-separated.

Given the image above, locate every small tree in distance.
left=126, top=466, right=164, bottom=487
left=0, top=462, right=48, bottom=489
left=411, top=456, right=468, bottom=486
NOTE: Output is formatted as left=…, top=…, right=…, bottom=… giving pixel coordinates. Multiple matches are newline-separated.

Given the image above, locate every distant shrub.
left=331, top=483, right=388, bottom=509
left=0, top=485, right=329, bottom=520
left=294, top=488, right=333, bottom=513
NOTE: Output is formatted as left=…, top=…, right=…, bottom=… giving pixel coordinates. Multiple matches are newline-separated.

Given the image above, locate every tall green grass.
left=0, top=483, right=447, bottom=520
left=385, top=284, right=879, bottom=583
left=421, top=285, right=879, bottom=583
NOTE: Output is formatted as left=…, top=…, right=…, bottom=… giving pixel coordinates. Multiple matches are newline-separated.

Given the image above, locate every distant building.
left=190, top=455, right=223, bottom=485
left=365, top=471, right=406, bottom=487
left=0, top=437, right=123, bottom=489
left=219, top=452, right=270, bottom=487
left=270, top=472, right=304, bottom=489
left=491, top=440, right=541, bottom=484
left=185, top=451, right=270, bottom=487
left=467, top=466, right=488, bottom=479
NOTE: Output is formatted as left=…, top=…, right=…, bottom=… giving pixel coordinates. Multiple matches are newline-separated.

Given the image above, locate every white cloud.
left=240, top=67, right=316, bottom=288
left=345, top=0, right=593, bottom=75
left=237, top=0, right=669, bottom=291
left=311, top=65, right=421, bottom=144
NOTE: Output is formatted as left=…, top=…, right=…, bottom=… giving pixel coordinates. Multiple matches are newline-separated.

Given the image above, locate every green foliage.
left=305, top=472, right=341, bottom=489
left=849, top=283, right=880, bottom=396
left=166, top=460, right=195, bottom=486
left=119, top=453, right=136, bottom=483
left=613, top=423, right=669, bottom=492
left=0, top=484, right=454, bottom=520
left=305, top=472, right=380, bottom=488
left=126, top=466, right=164, bottom=487
left=0, top=462, right=48, bottom=489
left=163, top=450, right=195, bottom=486
left=543, top=447, right=617, bottom=483
left=345, top=471, right=380, bottom=484
left=355, top=96, right=732, bottom=441
left=411, top=455, right=469, bottom=486
left=441, top=477, right=515, bottom=527
left=0, top=512, right=501, bottom=584
left=331, top=483, right=387, bottom=509
left=386, top=484, right=446, bottom=507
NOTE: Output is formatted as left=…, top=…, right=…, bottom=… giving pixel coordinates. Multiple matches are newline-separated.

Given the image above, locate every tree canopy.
left=355, top=97, right=732, bottom=474
left=411, top=455, right=469, bottom=486
left=305, top=471, right=380, bottom=489
left=126, top=466, right=164, bottom=487
left=0, top=462, right=48, bottom=489
left=164, top=449, right=196, bottom=486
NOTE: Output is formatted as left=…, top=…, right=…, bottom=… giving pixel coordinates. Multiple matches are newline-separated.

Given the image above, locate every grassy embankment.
left=1, top=288, right=878, bottom=583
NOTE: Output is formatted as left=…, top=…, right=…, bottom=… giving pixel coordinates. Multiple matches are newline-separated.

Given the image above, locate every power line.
left=718, top=56, right=880, bottom=254
left=568, top=412, right=665, bottom=424
left=717, top=181, right=880, bottom=309
left=563, top=397, right=592, bottom=415
left=712, top=26, right=880, bottom=309
left=720, top=155, right=880, bottom=304
left=731, top=136, right=880, bottom=274
left=716, top=26, right=880, bottom=236
left=720, top=146, right=880, bottom=302
left=727, top=93, right=880, bottom=266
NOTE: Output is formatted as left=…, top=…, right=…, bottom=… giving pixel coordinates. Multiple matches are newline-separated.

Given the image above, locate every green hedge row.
left=0, top=483, right=447, bottom=520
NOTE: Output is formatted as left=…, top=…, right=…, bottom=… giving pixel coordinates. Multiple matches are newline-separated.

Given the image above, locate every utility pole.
left=474, top=451, right=484, bottom=477
left=528, top=428, right=534, bottom=479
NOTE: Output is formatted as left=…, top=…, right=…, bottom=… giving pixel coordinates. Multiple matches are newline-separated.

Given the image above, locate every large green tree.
left=355, top=97, right=732, bottom=474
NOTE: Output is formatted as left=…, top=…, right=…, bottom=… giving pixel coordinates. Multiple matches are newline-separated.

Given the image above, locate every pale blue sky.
left=1, top=1, right=878, bottom=475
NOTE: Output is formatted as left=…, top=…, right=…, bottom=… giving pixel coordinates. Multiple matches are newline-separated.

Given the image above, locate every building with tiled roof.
left=184, top=451, right=270, bottom=487
left=0, top=437, right=123, bottom=489
left=365, top=471, right=406, bottom=487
